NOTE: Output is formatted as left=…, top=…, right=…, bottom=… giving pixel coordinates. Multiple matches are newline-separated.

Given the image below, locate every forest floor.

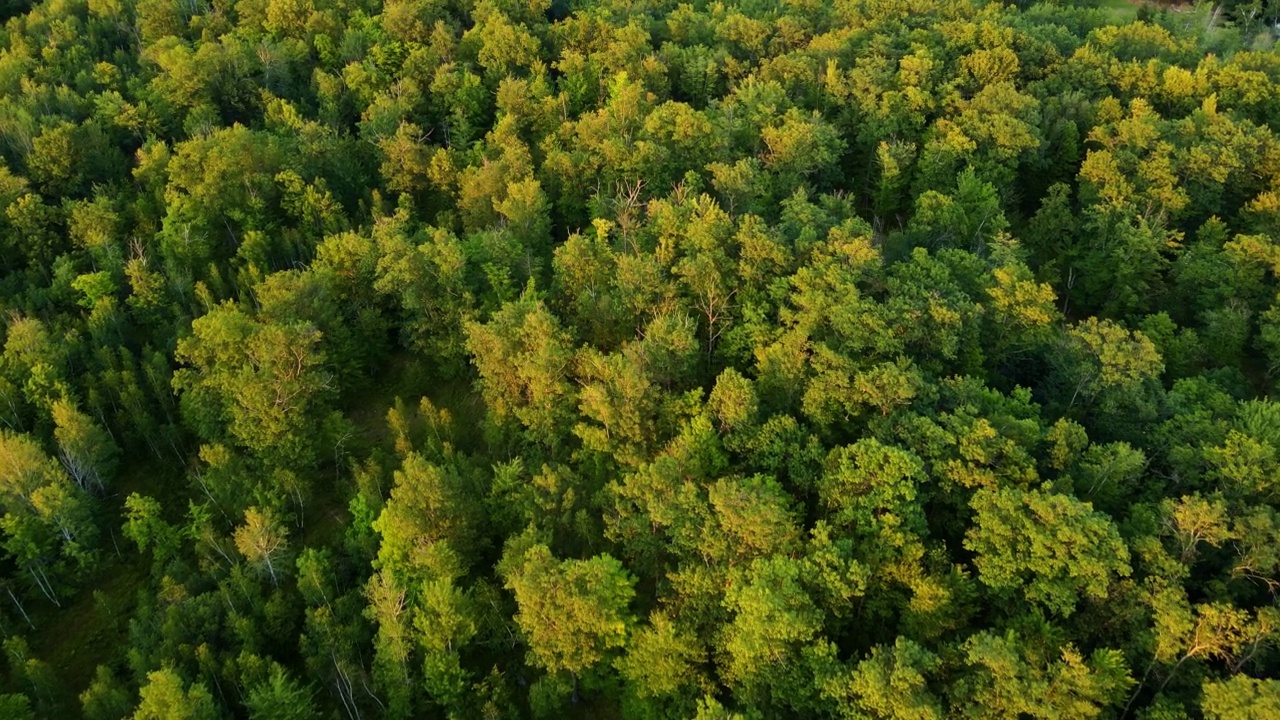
left=342, top=351, right=488, bottom=453
left=16, top=456, right=180, bottom=712
left=24, top=553, right=147, bottom=708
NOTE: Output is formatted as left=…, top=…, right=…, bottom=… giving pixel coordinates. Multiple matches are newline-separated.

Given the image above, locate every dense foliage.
left=1, top=0, right=1280, bottom=717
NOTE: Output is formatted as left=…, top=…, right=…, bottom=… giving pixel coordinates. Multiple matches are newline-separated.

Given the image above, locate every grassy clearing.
left=1097, top=0, right=1140, bottom=23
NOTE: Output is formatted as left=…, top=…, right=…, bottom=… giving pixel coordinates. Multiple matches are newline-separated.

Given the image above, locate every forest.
left=2, top=0, right=1280, bottom=716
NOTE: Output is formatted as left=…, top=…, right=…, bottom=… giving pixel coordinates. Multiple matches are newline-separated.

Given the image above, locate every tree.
left=719, top=554, right=822, bottom=710
left=500, top=540, right=636, bottom=679
left=573, top=344, right=658, bottom=467
left=0, top=431, right=97, bottom=601
left=131, top=670, right=219, bottom=720
left=372, top=453, right=478, bottom=578
left=173, top=303, right=336, bottom=469
left=51, top=400, right=119, bottom=493
left=246, top=667, right=318, bottom=720
left=955, top=630, right=1131, bottom=719
left=760, top=108, right=845, bottom=194
left=653, top=194, right=739, bottom=364
left=295, top=548, right=336, bottom=607
left=819, top=637, right=943, bottom=720
left=984, top=261, right=1059, bottom=367
left=123, top=493, right=182, bottom=567
left=1053, top=317, right=1164, bottom=439
left=465, top=288, right=577, bottom=449
left=905, top=170, right=1008, bottom=253
left=965, top=486, right=1131, bottom=616
left=616, top=612, right=707, bottom=716
left=377, top=122, right=433, bottom=196
left=371, top=213, right=475, bottom=371
left=0, top=431, right=63, bottom=512
left=1201, top=676, right=1280, bottom=720
left=2, top=316, right=67, bottom=415
left=158, top=124, right=285, bottom=272
left=364, top=447, right=485, bottom=714
left=1159, top=494, right=1233, bottom=565
left=819, top=439, right=927, bottom=545
left=551, top=221, right=630, bottom=348
left=0, top=694, right=33, bottom=720
left=1060, top=320, right=1163, bottom=408
left=81, top=665, right=132, bottom=720
left=234, top=507, right=291, bottom=587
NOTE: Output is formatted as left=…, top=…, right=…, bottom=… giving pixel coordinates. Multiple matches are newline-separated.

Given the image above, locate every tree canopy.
left=1, top=0, right=1279, bottom=717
